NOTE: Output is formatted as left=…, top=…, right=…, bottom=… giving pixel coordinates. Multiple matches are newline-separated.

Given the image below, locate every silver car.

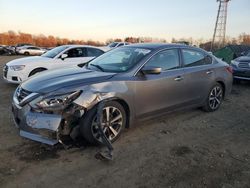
left=12, top=44, right=233, bottom=145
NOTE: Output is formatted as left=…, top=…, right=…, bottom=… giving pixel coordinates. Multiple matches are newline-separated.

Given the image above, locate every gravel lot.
left=0, top=55, right=250, bottom=188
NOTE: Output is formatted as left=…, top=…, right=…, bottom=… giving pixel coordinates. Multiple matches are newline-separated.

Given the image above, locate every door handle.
left=206, top=70, right=213, bottom=75
left=174, top=76, right=184, bottom=81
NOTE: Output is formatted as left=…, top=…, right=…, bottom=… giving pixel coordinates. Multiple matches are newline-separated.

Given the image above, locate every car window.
left=117, top=43, right=124, bottom=47
left=89, top=47, right=151, bottom=73
left=108, top=42, right=118, bottom=48
left=87, top=48, right=104, bottom=57
left=145, top=49, right=180, bottom=71
left=65, top=48, right=86, bottom=58
left=182, top=49, right=212, bottom=67
left=30, top=47, right=39, bottom=50
left=42, top=46, right=69, bottom=58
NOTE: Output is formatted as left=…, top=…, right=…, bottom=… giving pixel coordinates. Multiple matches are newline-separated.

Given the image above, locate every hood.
left=6, top=56, right=51, bottom=66
left=235, top=56, right=250, bottom=62
left=21, top=67, right=116, bottom=93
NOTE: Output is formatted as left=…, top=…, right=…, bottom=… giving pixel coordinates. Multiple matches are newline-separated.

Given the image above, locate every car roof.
left=58, top=45, right=105, bottom=51
left=20, top=45, right=37, bottom=49
left=126, top=43, right=189, bottom=50
left=125, top=43, right=208, bottom=53
left=62, top=44, right=102, bottom=48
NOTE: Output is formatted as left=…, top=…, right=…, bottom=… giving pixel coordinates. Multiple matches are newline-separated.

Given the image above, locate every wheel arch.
left=216, top=80, right=226, bottom=98
left=113, top=98, right=130, bottom=128
left=28, top=67, right=47, bottom=77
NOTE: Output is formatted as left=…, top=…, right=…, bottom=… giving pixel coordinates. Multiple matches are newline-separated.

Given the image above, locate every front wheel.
left=203, top=83, right=224, bottom=112
left=80, top=101, right=126, bottom=144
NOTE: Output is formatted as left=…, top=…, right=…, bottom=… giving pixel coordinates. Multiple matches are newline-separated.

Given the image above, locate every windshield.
left=108, top=42, right=118, bottom=48
left=41, top=46, right=69, bottom=58
left=88, top=47, right=151, bottom=73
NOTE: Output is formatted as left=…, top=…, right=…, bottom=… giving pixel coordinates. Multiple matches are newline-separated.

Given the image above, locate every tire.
left=233, top=78, right=241, bottom=84
left=203, top=83, right=224, bottom=112
left=24, top=52, right=29, bottom=55
left=80, top=101, right=126, bottom=145
left=29, top=68, right=46, bottom=77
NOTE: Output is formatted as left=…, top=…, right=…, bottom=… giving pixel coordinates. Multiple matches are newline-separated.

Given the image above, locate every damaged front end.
left=12, top=87, right=85, bottom=145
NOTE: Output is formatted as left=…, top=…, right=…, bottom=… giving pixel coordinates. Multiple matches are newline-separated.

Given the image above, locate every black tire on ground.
left=29, top=68, right=46, bottom=77
left=80, top=101, right=126, bottom=145
left=233, top=78, right=241, bottom=84
left=24, top=52, right=29, bottom=55
left=203, top=83, right=224, bottom=112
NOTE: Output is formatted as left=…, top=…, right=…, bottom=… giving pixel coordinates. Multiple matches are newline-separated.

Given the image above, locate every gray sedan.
left=12, top=44, right=233, bottom=145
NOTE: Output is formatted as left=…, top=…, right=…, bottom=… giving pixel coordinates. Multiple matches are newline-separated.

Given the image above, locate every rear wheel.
left=80, top=101, right=126, bottom=144
left=24, top=52, right=29, bottom=55
left=203, top=83, right=224, bottom=112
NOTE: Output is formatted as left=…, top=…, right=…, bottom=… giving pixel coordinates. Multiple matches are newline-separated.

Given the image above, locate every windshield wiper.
left=89, top=64, right=104, bottom=72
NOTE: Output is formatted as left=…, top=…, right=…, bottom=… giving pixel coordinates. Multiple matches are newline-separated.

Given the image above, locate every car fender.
left=73, top=81, right=136, bottom=125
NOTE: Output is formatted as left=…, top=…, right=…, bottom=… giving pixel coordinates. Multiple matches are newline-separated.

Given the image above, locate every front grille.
left=238, top=62, right=250, bottom=69
left=3, top=65, right=8, bottom=78
left=16, top=87, right=32, bottom=102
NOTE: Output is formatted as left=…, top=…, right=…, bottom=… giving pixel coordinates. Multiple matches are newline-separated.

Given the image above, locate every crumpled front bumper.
left=12, top=102, right=62, bottom=145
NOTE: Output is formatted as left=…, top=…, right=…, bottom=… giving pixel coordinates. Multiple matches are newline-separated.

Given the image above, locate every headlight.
left=231, top=60, right=239, bottom=65
left=36, top=91, right=82, bottom=111
left=9, top=65, right=25, bottom=71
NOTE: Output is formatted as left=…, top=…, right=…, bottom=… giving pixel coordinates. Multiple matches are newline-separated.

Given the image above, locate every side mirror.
left=61, top=54, right=68, bottom=60
left=141, top=66, right=162, bottom=75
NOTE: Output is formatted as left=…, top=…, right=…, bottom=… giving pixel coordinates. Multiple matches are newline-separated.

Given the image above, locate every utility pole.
left=211, top=0, right=231, bottom=51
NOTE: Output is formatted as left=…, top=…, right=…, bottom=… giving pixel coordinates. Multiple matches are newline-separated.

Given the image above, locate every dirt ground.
left=0, top=55, right=249, bottom=188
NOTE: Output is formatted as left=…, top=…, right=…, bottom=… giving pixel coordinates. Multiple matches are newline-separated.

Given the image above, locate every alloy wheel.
left=209, top=86, right=223, bottom=110
left=91, top=106, right=123, bottom=142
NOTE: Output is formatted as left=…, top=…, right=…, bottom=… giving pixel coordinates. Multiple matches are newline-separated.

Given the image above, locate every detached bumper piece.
left=20, top=130, right=58, bottom=145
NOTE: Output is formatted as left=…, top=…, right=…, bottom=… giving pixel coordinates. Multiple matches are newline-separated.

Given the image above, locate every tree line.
left=0, top=30, right=249, bottom=49
left=0, top=31, right=105, bottom=47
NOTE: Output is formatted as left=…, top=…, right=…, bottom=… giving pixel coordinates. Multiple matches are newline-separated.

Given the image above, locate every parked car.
left=16, top=46, right=47, bottom=55
left=0, top=46, right=15, bottom=55
left=231, top=51, right=250, bottom=81
left=101, top=42, right=130, bottom=51
left=11, top=43, right=233, bottom=145
left=108, top=42, right=130, bottom=48
left=15, top=43, right=33, bottom=53
left=3, top=45, right=105, bottom=83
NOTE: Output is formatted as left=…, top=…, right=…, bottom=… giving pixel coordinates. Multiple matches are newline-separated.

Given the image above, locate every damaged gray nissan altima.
left=12, top=43, right=233, bottom=145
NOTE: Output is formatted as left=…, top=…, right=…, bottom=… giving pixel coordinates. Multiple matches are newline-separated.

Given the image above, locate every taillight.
left=226, top=66, right=233, bottom=74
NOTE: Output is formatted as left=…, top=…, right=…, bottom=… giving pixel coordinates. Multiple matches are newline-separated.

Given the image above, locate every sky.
left=0, top=0, right=249, bottom=42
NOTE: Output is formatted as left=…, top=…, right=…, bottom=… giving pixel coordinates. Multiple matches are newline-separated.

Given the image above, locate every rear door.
left=180, top=49, right=215, bottom=104
left=135, top=49, right=187, bottom=118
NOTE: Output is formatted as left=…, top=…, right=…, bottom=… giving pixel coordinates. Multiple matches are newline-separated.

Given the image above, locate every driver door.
left=134, top=49, right=187, bottom=118
left=53, top=47, right=93, bottom=68
left=63, top=47, right=92, bottom=65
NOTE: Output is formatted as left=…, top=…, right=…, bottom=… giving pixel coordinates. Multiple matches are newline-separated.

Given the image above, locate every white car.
left=3, top=45, right=105, bottom=84
left=108, top=42, right=130, bottom=48
left=100, top=42, right=130, bottom=51
left=16, top=46, right=47, bottom=56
